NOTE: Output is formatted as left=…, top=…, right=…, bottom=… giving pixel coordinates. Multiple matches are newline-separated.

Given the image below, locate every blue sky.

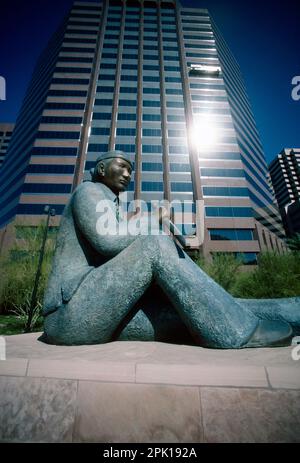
left=0, top=0, right=299, bottom=164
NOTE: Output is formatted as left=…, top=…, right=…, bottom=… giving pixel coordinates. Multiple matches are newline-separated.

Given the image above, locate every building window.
left=120, top=87, right=137, bottom=93
left=100, top=63, right=117, bottom=69
left=61, top=46, right=95, bottom=53
left=167, top=115, right=185, bottom=122
left=170, top=163, right=190, bottom=172
left=115, top=144, right=136, bottom=153
left=63, top=38, right=96, bottom=44
left=169, top=145, right=188, bottom=154
left=97, top=85, right=115, bottom=92
left=23, top=183, right=72, bottom=194
left=168, top=129, right=186, bottom=138
left=143, top=88, right=160, bottom=94
left=143, top=65, right=160, bottom=71
left=92, top=113, right=112, bottom=120
left=122, top=53, right=139, bottom=60
left=142, top=162, right=163, bottom=171
left=165, top=89, right=182, bottom=95
left=54, top=66, right=91, bottom=73
left=164, top=66, right=180, bottom=72
left=143, top=114, right=161, bottom=121
left=144, top=45, right=158, bottom=51
left=36, top=131, right=80, bottom=139
left=209, top=229, right=254, bottom=241
left=121, top=75, right=138, bottom=81
left=40, top=116, right=82, bottom=124
left=118, top=113, right=137, bottom=121
left=203, top=186, right=249, bottom=197
left=143, top=76, right=160, bottom=82
left=27, top=164, right=75, bottom=174
left=119, top=99, right=137, bottom=106
left=58, top=57, right=93, bottom=64
left=171, top=182, right=193, bottom=192
left=142, top=129, right=161, bottom=137
left=124, top=35, right=139, bottom=41
left=31, top=147, right=78, bottom=156
left=17, top=204, right=66, bottom=215
left=166, top=101, right=184, bottom=108
left=142, top=182, right=164, bottom=191
left=143, top=100, right=161, bottom=107
left=98, top=75, right=116, bottom=81
left=205, top=207, right=253, bottom=218
left=88, top=143, right=109, bottom=152
left=51, top=78, right=89, bottom=85
left=116, top=128, right=136, bottom=136
left=91, top=128, right=110, bottom=135
left=122, top=64, right=138, bottom=70
left=142, top=145, right=162, bottom=153
left=201, top=168, right=245, bottom=178
left=102, top=52, right=118, bottom=59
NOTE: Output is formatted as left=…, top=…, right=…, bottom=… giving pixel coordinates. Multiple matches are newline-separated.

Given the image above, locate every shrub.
left=195, top=251, right=300, bottom=299
left=286, top=233, right=300, bottom=251
left=195, top=252, right=243, bottom=292
left=231, top=251, right=300, bottom=298
left=0, top=225, right=56, bottom=330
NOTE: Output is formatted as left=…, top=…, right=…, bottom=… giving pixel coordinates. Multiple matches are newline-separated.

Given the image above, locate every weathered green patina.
left=42, top=151, right=298, bottom=347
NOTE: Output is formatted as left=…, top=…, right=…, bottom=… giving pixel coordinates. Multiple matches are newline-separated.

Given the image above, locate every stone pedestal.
left=0, top=333, right=300, bottom=443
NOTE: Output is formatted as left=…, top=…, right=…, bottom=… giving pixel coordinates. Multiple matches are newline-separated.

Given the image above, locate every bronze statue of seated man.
left=42, top=150, right=299, bottom=348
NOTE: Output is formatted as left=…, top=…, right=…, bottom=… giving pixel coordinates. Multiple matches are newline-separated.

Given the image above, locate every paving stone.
left=0, top=359, right=28, bottom=377
left=74, top=382, right=203, bottom=443
left=267, top=366, right=300, bottom=389
left=0, top=376, right=77, bottom=443
left=136, top=363, right=268, bottom=387
left=200, top=387, right=300, bottom=443
left=27, top=359, right=135, bottom=382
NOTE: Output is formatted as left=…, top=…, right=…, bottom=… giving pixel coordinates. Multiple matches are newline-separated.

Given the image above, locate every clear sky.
left=0, top=0, right=299, bottom=164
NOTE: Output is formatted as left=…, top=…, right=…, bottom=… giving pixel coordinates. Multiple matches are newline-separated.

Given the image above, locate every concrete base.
left=0, top=333, right=300, bottom=443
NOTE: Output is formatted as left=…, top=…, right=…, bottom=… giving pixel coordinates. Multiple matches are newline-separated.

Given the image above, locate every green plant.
left=286, top=233, right=300, bottom=251
left=195, top=252, right=243, bottom=292
left=0, top=224, right=56, bottom=327
left=231, top=251, right=300, bottom=298
left=0, top=315, right=27, bottom=336
left=11, top=294, right=43, bottom=332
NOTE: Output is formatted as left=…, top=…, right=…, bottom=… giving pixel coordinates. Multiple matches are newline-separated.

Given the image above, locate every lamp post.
left=25, top=205, right=56, bottom=333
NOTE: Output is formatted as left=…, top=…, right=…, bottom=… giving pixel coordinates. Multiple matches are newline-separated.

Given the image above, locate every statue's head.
left=90, top=150, right=133, bottom=195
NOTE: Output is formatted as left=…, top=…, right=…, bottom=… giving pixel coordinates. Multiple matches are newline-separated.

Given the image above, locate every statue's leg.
left=44, top=234, right=292, bottom=348
left=149, top=235, right=259, bottom=348
left=44, top=234, right=161, bottom=345
left=149, top=236, right=292, bottom=348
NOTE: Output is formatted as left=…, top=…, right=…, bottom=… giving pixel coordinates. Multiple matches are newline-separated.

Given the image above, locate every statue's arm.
left=72, top=182, right=139, bottom=257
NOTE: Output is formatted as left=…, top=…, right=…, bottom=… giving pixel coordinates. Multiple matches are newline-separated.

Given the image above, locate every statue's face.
left=98, top=158, right=132, bottom=194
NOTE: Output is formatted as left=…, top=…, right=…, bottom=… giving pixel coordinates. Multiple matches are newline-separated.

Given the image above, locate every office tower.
left=0, top=123, right=14, bottom=168
left=269, top=148, right=300, bottom=235
left=0, top=0, right=286, bottom=260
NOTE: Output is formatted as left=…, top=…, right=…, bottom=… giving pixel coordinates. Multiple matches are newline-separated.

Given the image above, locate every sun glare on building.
left=190, top=115, right=219, bottom=150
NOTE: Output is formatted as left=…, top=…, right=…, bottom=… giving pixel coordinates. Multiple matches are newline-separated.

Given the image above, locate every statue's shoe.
left=243, top=319, right=293, bottom=348
left=236, top=297, right=300, bottom=336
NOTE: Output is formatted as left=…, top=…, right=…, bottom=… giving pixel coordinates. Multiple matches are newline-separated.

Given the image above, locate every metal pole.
left=25, top=206, right=55, bottom=332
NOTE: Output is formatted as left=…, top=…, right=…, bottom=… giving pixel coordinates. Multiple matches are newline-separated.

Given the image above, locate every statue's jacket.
left=43, top=181, right=154, bottom=316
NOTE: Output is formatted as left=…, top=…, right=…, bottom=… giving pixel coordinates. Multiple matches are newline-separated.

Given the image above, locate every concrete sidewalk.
left=0, top=333, right=300, bottom=443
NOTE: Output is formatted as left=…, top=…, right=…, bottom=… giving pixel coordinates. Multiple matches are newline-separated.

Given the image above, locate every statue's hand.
left=152, top=206, right=171, bottom=225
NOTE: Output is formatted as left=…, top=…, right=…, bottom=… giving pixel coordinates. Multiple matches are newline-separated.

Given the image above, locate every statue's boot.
left=243, top=319, right=293, bottom=348
left=237, top=297, right=300, bottom=336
